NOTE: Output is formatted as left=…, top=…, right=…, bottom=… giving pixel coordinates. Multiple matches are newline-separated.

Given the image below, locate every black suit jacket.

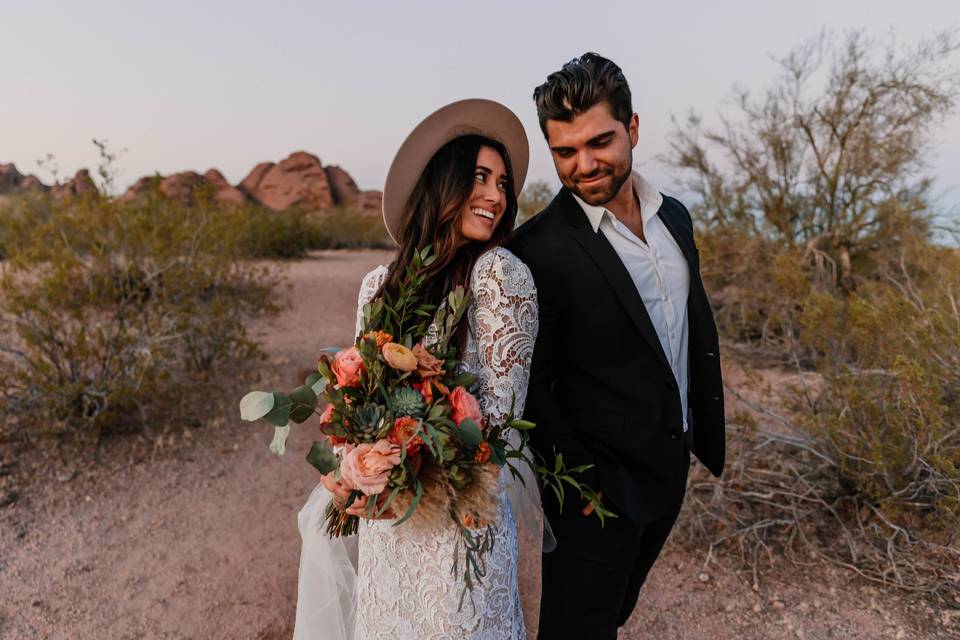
left=508, top=187, right=725, bottom=525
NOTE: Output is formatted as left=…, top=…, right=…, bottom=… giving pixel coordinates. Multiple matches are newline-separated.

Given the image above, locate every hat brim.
left=382, top=99, right=529, bottom=244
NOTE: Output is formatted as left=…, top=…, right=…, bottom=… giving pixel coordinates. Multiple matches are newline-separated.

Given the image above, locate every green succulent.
left=350, top=403, right=390, bottom=443
left=391, top=386, right=426, bottom=418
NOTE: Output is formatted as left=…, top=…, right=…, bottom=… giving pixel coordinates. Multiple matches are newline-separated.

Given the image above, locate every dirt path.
left=0, top=250, right=947, bottom=639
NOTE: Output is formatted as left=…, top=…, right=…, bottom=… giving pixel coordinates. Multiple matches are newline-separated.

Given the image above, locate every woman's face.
left=457, top=145, right=508, bottom=243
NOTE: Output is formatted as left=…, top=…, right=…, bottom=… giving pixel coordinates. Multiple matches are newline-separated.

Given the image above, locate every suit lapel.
left=656, top=202, right=697, bottom=269
left=560, top=189, right=672, bottom=374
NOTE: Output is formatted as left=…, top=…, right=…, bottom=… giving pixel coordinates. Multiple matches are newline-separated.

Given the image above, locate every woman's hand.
left=345, top=493, right=396, bottom=520
left=320, top=472, right=352, bottom=504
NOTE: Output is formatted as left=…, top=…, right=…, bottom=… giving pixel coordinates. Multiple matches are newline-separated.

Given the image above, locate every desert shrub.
left=516, top=179, right=554, bottom=226
left=309, top=207, right=394, bottom=249
left=0, top=189, right=281, bottom=442
left=669, top=30, right=960, bottom=601
left=680, top=242, right=960, bottom=599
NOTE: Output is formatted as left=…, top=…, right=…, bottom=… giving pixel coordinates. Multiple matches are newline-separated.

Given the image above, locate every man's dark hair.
left=533, top=52, right=633, bottom=138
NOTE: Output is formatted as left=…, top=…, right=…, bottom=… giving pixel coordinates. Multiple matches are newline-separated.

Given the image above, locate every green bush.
left=309, top=207, right=394, bottom=250
left=0, top=189, right=281, bottom=442
left=681, top=236, right=960, bottom=597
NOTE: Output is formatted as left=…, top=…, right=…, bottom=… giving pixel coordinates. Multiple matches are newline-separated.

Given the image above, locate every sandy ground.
left=0, top=250, right=952, bottom=639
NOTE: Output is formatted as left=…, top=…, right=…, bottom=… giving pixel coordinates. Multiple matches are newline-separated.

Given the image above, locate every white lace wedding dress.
left=293, top=247, right=540, bottom=640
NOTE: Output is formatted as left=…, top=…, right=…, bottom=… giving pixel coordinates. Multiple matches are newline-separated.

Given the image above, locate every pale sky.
left=2, top=1, right=959, bottom=217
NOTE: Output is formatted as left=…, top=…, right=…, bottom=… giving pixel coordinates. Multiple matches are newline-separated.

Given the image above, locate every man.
left=509, top=53, right=725, bottom=639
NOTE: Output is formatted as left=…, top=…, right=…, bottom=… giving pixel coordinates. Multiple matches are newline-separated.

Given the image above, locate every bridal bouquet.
left=240, top=247, right=610, bottom=591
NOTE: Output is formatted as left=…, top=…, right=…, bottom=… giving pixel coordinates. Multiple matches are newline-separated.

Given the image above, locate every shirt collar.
left=571, top=170, right=664, bottom=233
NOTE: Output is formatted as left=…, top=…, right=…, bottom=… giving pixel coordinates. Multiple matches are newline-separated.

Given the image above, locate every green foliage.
left=795, top=245, right=960, bottom=534
left=669, top=30, right=960, bottom=599
left=0, top=188, right=280, bottom=441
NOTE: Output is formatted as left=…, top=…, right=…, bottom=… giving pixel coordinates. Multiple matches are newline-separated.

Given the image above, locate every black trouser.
left=537, top=501, right=683, bottom=640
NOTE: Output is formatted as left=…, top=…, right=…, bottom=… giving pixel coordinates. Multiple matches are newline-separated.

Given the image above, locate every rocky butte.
left=0, top=152, right=382, bottom=212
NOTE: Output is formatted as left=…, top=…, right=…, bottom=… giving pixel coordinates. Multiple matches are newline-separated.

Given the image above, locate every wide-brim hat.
left=382, top=98, right=530, bottom=244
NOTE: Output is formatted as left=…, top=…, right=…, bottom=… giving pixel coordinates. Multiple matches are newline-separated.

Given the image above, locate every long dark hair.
left=377, top=134, right=519, bottom=350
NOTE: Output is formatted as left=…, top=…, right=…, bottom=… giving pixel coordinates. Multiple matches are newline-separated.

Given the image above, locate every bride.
left=293, top=99, right=543, bottom=639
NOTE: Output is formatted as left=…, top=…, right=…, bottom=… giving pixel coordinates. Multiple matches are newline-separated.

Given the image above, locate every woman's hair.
left=377, top=134, right=518, bottom=350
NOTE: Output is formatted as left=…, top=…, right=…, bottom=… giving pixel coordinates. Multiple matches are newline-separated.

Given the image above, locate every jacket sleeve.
left=514, top=241, right=603, bottom=513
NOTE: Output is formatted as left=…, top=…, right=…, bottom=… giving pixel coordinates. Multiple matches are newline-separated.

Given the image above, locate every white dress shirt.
left=572, top=171, right=691, bottom=431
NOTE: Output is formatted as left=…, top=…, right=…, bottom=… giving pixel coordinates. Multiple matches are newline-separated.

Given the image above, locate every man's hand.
left=582, top=490, right=603, bottom=516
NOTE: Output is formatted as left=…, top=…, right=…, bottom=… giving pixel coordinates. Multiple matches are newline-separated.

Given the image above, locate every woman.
left=294, top=99, right=542, bottom=639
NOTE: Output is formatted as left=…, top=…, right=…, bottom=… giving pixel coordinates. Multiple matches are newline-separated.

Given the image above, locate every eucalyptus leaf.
left=289, top=385, right=318, bottom=423
left=306, top=441, right=339, bottom=474
left=264, top=392, right=292, bottom=426
left=269, top=425, right=291, bottom=455
left=239, top=391, right=275, bottom=422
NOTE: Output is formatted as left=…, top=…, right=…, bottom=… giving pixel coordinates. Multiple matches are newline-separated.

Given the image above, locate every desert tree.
left=667, top=30, right=959, bottom=291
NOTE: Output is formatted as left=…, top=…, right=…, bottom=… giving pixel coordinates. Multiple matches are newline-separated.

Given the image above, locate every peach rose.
left=382, top=342, right=417, bottom=372
left=389, top=416, right=424, bottom=457
left=331, top=346, right=364, bottom=388
left=449, top=387, right=482, bottom=426
left=412, top=344, right=444, bottom=378
left=339, top=439, right=401, bottom=496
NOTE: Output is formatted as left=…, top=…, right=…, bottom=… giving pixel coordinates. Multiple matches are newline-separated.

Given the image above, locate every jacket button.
left=669, top=429, right=681, bottom=440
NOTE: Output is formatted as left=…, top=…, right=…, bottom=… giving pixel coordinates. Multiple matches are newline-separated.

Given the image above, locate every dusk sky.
left=3, top=1, right=959, bottom=217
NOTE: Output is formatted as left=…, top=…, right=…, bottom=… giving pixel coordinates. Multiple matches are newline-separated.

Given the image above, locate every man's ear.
left=628, top=112, right=639, bottom=149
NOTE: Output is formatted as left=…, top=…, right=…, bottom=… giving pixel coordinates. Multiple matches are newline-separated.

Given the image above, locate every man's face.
left=545, top=102, right=638, bottom=206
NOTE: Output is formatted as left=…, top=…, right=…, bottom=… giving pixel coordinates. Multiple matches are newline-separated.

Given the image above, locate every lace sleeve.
left=468, top=248, right=539, bottom=426
left=355, top=265, right=389, bottom=338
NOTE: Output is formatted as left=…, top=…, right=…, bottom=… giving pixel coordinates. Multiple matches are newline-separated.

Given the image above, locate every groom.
left=509, top=53, right=725, bottom=638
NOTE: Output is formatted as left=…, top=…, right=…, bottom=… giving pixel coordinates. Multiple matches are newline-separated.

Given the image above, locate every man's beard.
left=567, top=161, right=632, bottom=206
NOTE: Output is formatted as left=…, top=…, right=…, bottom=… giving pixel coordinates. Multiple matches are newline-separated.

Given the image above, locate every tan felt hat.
left=382, top=98, right=529, bottom=243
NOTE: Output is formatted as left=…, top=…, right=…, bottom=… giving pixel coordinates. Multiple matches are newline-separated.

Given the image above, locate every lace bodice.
left=352, top=247, right=538, bottom=639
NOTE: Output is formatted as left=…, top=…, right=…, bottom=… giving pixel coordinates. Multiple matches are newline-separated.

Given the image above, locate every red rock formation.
left=238, top=151, right=334, bottom=211
left=120, top=169, right=248, bottom=205
left=20, top=175, right=46, bottom=191
left=0, top=163, right=49, bottom=194
left=158, top=172, right=206, bottom=205
left=203, top=169, right=247, bottom=205
left=358, top=190, right=383, bottom=212
left=324, top=165, right=361, bottom=207
left=0, top=163, right=24, bottom=193
left=51, top=169, right=98, bottom=200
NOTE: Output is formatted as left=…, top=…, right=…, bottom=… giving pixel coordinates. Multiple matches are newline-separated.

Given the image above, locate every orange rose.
left=382, top=342, right=417, bottom=372
left=364, top=330, right=393, bottom=349
left=412, top=344, right=444, bottom=378
left=389, top=416, right=424, bottom=457
left=412, top=381, right=434, bottom=405
left=449, top=387, right=482, bottom=426
left=474, top=441, right=491, bottom=464
left=331, top=346, right=364, bottom=388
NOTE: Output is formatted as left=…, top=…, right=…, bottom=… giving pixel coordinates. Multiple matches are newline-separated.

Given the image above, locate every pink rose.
left=332, top=346, right=364, bottom=388
left=339, top=439, right=401, bottom=496
left=449, top=387, right=482, bottom=426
